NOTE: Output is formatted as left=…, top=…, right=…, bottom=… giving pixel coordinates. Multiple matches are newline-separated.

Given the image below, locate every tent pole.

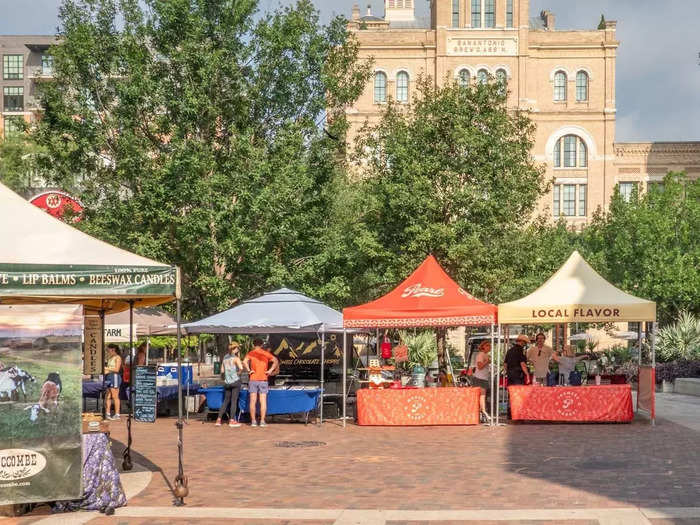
left=146, top=328, right=150, bottom=366
left=123, top=300, right=135, bottom=471
left=490, top=323, right=495, bottom=426
left=342, top=330, right=347, bottom=428
left=99, top=309, right=106, bottom=417
left=174, top=298, right=188, bottom=505
left=320, top=331, right=325, bottom=425
left=650, top=321, right=656, bottom=426
left=496, top=324, right=501, bottom=426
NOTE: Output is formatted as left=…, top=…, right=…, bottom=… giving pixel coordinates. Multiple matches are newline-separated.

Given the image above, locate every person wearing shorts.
left=243, top=339, right=279, bottom=427
left=104, top=344, right=122, bottom=420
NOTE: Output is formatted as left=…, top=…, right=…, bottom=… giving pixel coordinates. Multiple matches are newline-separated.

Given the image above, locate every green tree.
left=581, top=172, right=700, bottom=324
left=0, top=135, right=47, bottom=195
left=32, top=0, right=370, bottom=320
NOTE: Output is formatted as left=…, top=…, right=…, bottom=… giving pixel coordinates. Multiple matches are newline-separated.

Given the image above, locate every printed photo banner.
left=268, top=333, right=345, bottom=379
left=0, top=304, right=83, bottom=505
left=0, top=264, right=177, bottom=298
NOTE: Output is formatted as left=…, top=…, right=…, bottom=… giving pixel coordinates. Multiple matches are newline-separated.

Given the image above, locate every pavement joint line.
left=94, top=505, right=700, bottom=522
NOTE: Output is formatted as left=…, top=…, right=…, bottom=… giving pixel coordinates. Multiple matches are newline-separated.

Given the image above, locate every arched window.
left=477, top=69, right=488, bottom=84
left=553, top=71, right=567, bottom=101
left=374, top=71, right=387, bottom=104
left=458, top=68, right=470, bottom=87
left=553, top=135, right=588, bottom=168
left=495, top=69, right=507, bottom=93
left=396, top=71, right=409, bottom=103
left=576, top=71, right=589, bottom=102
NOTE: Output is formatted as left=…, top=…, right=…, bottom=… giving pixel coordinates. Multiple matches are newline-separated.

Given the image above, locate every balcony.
left=28, top=66, right=54, bottom=80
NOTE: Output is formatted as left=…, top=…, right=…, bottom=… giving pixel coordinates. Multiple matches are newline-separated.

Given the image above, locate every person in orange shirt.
left=243, top=338, right=279, bottom=427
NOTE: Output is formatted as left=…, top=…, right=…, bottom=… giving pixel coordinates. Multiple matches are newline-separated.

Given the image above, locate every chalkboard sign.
left=134, top=365, right=157, bottom=423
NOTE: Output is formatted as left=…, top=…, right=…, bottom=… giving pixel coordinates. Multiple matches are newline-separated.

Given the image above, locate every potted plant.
left=398, top=330, right=437, bottom=387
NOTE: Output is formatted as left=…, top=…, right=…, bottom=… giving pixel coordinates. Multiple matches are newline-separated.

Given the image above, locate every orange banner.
left=357, top=387, right=480, bottom=426
left=508, top=385, right=633, bottom=422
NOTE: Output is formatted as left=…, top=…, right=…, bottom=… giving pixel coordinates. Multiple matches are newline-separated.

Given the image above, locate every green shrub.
left=657, top=311, right=700, bottom=362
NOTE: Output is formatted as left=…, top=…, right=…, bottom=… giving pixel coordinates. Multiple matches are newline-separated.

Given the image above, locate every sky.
left=1, top=0, right=698, bottom=142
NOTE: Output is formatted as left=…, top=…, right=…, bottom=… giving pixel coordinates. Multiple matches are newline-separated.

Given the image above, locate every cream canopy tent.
left=498, top=251, right=656, bottom=324
left=0, top=182, right=188, bottom=503
left=0, top=182, right=179, bottom=313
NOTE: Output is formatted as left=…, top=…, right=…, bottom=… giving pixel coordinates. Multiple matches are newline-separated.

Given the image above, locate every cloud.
left=2, top=0, right=698, bottom=141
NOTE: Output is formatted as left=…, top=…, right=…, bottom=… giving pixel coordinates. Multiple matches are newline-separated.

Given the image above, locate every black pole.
left=173, top=298, right=188, bottom=505
left=99, top=309, right=105, bottom=418
left=123, top=300, right=134, bottom=471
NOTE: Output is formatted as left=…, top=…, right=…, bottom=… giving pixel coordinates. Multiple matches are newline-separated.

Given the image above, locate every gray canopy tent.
left=184, top=288, right=350, bottom=426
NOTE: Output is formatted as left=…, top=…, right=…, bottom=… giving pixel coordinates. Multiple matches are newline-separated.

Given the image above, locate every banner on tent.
left=83, top=315, right=103, bottom=375
left=268, top=333, right=343, bottom=378
left=0, top=304, right=83, bottom=505
left=0, top=264, right=176, bottom=297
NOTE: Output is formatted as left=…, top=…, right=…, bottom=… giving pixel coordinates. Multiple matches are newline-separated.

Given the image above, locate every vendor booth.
left=343, top=255, right=497, bottom=426
left=0, top=182, right=187, bottom=509
left=497, top=251, right=657, bottom=424
left=184, top=288, right=348, bottom=425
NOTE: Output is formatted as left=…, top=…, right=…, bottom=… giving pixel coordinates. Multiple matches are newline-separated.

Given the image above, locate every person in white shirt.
left=471, top=340, right=493, bottom=422
left=527, top=332, right=553, bottom=385
left=552, top=345, right=589, bottom=385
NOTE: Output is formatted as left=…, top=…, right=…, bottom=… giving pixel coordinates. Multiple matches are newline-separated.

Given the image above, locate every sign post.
left=83, top=315, right=103, bottom=375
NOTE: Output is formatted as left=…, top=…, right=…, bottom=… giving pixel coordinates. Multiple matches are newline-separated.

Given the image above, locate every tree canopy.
left=32, top=0, right=370, bottom=318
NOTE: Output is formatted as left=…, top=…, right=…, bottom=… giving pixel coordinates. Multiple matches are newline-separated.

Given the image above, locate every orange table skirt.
left=356, top=387, right=480, bottom=426
left=508, top=384, right=634, bottom=423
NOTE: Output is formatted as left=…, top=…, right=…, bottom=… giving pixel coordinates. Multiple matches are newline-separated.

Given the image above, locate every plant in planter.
left=398, top=330, right=437, bottom=371
left=657, top=311, right=700, bottom=362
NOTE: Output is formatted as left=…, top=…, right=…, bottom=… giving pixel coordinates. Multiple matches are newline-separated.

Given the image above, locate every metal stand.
left=173, top=298, right=188, bottom=505
left=342, top=330, right=347, bottom=428
left=122, top=301, right=134, bottom=471
left=319, top=331, right=325, bottom=424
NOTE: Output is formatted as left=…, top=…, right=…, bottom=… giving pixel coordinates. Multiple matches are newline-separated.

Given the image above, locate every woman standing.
left=216, top=342, right=245, bottom=428
left=471, top=340, right=492, bottom=423
left=104, top=344, right=122, bottom=420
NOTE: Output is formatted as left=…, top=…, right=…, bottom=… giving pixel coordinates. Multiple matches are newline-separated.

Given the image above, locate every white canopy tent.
left=498, top=251, right=656, bottom=324
left=497, top=251, right=657, bottom=424
left=184, top=288, right=350, bottom=425
left=0, top=182, right=188, bottom=503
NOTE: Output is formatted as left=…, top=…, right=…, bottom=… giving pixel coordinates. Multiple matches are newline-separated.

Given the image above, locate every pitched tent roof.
left=343, top=255, right=497, bottom=328
left=184, top=288, right=344, bottom=334
left=105, top=307, right=180, bottom=336
left=0, top=182, right=178, bottom=313
left=498, top=251, right=656, bottom=324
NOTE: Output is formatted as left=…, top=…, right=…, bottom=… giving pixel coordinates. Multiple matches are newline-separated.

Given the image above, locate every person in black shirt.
left=504, top=334, right=531, bottom=385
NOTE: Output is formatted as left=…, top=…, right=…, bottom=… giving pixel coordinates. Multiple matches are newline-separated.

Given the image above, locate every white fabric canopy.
left=498, top=251, right=656, bottom=324
left=0, top=182, right=178, bottom=312
left=184, top=288, right=345, bottom=334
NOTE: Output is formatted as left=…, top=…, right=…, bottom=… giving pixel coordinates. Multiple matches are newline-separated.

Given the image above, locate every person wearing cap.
left=216, top=342, right=246, bottom=427
left=527, top=332, right=553, bottom=385
left=504, top=334, right=531, bottom=386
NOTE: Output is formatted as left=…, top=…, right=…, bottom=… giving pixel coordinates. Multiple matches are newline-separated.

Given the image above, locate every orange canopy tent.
left=343, top=255, right=497, bottom=328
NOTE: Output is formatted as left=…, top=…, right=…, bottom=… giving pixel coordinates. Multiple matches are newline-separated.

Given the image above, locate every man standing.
left=243, top=338, right=279, bottom=427
left=504, top=334, right=531, bottom=385
left=527, top=332, right=553, bottom=385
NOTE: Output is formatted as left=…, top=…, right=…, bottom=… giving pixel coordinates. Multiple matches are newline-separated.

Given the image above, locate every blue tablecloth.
left=83, top=381, right=199, bottom=402
left=238, top=388, right=321, bottom=416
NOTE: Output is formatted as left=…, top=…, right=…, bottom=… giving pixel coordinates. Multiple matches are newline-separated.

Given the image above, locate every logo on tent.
left=401, top=284, right=444, bottom=298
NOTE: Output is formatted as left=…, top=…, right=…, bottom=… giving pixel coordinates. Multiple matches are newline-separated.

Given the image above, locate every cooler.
left=157, top=362, right=194, bottom=386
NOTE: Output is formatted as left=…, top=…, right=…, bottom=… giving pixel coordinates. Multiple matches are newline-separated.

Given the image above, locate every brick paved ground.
left=98, top=413, right=700, bottom=511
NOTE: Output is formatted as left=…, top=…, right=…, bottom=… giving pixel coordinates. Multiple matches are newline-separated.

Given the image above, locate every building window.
left=452, top=0, right=460, bottom=27
left=477, top=69, right=488, bottom=84
left=553, top=71, right=567, bottom=101
left=495, top=69, right=507, bottom=93
left=618, top=182, right=637, bottom=202
left=396, top=71, right=409, bottom=103
left=578, top=184, right=587, bottom=216
left=506, top=0, right=514, bottom=27
left=41, top=54, right=53, bottom=76
left=648, top=181, right=665, bottom=193
left=3, top=115, right=23, bottom=138
left=471, top=0, right=481, bottom=28
left=576, top=71, right=589, bottom=102
left=3, top=86, right=24, bottom=112
left=554, top=135, right=587, bottom=168
left=3, top=55, right=23, bottom=80
left=374, top=71, right=387, bottom=104
left=553, top=183, right=587, bottom=217
left=458, top=68, right=470, bottom=86
left=484, top=0, right=495, bottom=28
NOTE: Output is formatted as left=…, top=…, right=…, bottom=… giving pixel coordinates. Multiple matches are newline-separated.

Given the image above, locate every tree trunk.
left=436, top=328, right=448, bottom=382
